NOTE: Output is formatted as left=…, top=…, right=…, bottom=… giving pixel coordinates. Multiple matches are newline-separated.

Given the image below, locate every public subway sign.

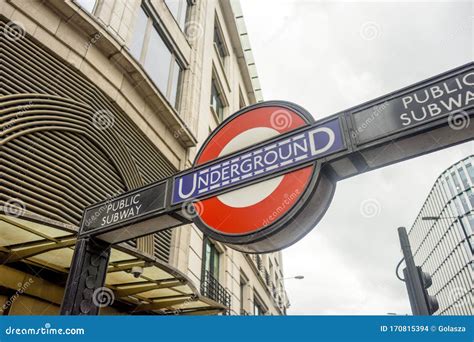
left=79, top=62, right=473, bottom=253
left=81, top=181, right=167, bottom=233
left=352, top=68, right=473, bottom=143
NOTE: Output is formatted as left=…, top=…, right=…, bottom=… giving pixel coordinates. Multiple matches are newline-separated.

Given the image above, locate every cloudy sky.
left=240, top=0, right=473, bottom=315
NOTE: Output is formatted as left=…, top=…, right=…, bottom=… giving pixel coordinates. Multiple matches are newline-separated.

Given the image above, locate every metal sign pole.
left=60, top=238, right=111, bottom=315
left=398, top=227, right=429, bottom=315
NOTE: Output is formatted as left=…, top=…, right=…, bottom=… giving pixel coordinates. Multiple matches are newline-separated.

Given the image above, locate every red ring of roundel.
left=194, top=106, right=315, bottom=235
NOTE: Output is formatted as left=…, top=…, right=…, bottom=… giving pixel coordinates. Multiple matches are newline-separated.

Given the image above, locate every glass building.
left=408, top=155, right=474, bottom=315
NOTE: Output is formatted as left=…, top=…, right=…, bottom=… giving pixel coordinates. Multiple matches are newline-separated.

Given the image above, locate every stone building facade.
left=0, top=0, right=288, bottom=315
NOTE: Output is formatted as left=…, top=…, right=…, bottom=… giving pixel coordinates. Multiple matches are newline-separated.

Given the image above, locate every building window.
left=128, top=6, right=183, bottom=110
left=276, top=294, right=281, bottom=307
left=239, top=89, right=246, bottom=109
left=75, top=0, right=97, bottom=13
left=164, top=0, right=189, bottom=30
left=214, top=18, right=228, bottom=63
left=466, top=163, right=474, bottom=181
left=210, top=80, right=225, bottom=121
left=269, top=259, right=274, bottom=282
left=145, top=28, right=173, bottom=95
left=459, top=194, right=470, bottom=213
left=458, top=167, right=470, bottom=189
left=203, top=239, right=220, bottom=280
left=277, top=278, right=284, bottom=303
left=445, top=176, right=456, bottom=196
left=240, top=280, right=245, bottom=313
left=467, top=189, right=474, bottom=207
left=239, top=275, right=249, bottom=315
left=255, top=254, right=263, bottom=271
left=451, top=172, right=462, bottom=193
left=129, top=7, right=148, bottom=60
left=201, top=239, right=231, bottom=311
left=169, top=60, right=183, bottom=108
left=253, top=294, right=266, bottom=316
left=468, top=215, right=474, bottom=232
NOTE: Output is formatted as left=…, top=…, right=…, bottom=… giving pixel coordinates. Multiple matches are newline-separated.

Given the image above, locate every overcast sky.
left=240, top=0, right=473, bottom=315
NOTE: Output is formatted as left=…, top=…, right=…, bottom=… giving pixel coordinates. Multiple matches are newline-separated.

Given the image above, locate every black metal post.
left=60, top=237, right=111, bottom=315
left=397, top=226, right=429, bottom=315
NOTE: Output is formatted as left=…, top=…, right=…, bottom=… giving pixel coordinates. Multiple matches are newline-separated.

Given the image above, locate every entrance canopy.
left=0, top=214, right=226, bottom=315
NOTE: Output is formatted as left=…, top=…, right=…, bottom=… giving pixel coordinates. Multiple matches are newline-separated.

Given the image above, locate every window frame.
left=253, top=293, right=267, bottom=316
left=210, top=72, right=228, bottom=122
left=129, top=6, right=151, bottom=62
left=128, top=4, right=185, bottom=111
left=465, top=163, right=474, bottom=182
left=213, top=14, right=229, bottom=64
left=238, top=87, right=247, bottom=109
left=202, top=238, right=221, bottom=281
left=458, top=167, right=470, bottom=189
left=74, top=0, right=98, bottom=14
left=164, top=0, right=191, bottom=31
left=269, top=259, right=274, bottom=283
left=239, top=272, right=249, bottom=314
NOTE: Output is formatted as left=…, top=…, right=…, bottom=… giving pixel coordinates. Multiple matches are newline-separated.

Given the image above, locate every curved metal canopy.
left=0, top=214, right=226, bottom=315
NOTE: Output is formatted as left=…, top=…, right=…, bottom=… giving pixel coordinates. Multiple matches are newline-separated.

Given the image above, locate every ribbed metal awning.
left=0, top=214, right=226, bottom=315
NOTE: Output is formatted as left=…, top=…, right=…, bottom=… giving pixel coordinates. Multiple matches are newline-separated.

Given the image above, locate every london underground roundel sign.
left=81, top=63, right=470, bottom=254
left=179, top=101, right=341, bottom=253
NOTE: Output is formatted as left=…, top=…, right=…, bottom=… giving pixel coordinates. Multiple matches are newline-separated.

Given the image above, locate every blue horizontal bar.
left=0, top=316, right=472, bottom=342
left=172, top=118, right=344, bottom=205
